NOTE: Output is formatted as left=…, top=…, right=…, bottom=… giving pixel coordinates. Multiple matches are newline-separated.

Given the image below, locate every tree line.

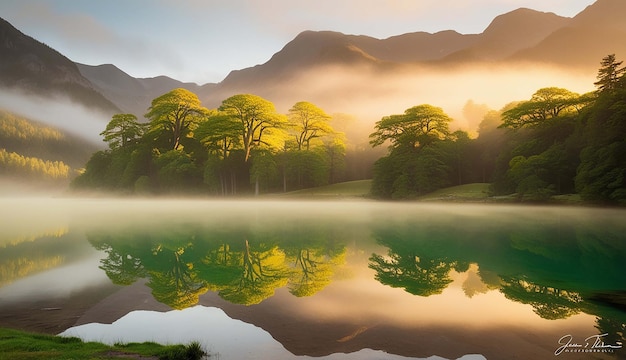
left=72, top=93, right=346, bottom=195
left=370, top=54, right=626, bottom=204
left=0, top=148, right=70, bottom=181
left=0, top=110, right=95, bottom=184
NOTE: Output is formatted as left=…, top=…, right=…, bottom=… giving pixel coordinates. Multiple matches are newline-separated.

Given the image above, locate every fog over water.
left=1, top=197, right=625, bottom=359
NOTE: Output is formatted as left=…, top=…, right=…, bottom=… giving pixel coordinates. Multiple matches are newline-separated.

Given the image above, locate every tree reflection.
left=216, top=240, right=289, bottom=305
left=288, top=247, right=345, bottom=297
left=97, top=244, right=145, bottom=286
left=368, top=228, right=466, bottom=297
left=147, top=244, right=208, bottom=310
left=88, top=222, right=346, bottom=308
left=500, top=275, right=583, bottom=320
left=368, top=214, right=626, bottom=328
left=369, top=253, right=454, bottom=296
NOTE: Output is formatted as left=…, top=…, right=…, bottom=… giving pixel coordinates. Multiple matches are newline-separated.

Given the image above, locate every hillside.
left=0, top=109, right=98, bottom=186
left=511, top=0, right=626, bottom=67
left=0, top=1, right=624, bottom=134
left=76, top=63, right=208, bottom=116
left=442, top=8, right=570, bottom=62
left=0, top=18, right=119, bottom=114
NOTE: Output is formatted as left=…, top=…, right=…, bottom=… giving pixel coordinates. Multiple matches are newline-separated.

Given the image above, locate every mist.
left=0, top=88, right=111, bottom=144
left=259, top=62, right=596, bottom=135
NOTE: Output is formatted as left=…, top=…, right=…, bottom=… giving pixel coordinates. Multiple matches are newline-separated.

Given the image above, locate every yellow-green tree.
left=288, top=101, right=333, bottom=150
left=218, top=94, right=287, bottom=162
left=145, top=88, right=210, bottom=150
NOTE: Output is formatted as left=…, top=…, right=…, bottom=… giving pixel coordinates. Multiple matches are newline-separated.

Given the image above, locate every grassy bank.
left=416, top=183, right=492, bottom=202
left=275, top=180, right=372, bottom=199
left=0, top=327, right=208, bottom=360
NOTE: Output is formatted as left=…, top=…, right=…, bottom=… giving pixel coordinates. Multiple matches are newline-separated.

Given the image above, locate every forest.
left=72, top=54, right=626, bottom=204
left=0, top=110, right=84, bottom=183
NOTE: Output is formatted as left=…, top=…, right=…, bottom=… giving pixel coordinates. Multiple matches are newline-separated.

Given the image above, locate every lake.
left=0, top=198, right=624, bottom=359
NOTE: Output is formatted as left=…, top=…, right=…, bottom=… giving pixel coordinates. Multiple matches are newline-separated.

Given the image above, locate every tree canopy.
left=100, top=113, right=145, bottom=149
left=370, top=104, right=451, bottom=149
left=145, top=88, right=210, bottom=151
left=288, top=101, right=333, bottom=151
left=219, top=94, right=287, bottom=162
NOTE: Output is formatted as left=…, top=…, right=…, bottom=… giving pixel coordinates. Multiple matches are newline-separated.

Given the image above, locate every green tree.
left=145, top=88, right=210, bottom=151
left=370, top=104, right=452, bottom=150
left=100, top=114, right=145, bottom=149
left=288, top=101, right=333, bottom=150
left=594, top=54, right=626, bottom=94
left=369, top=104, right=454, bottom=199
left=195, top=113, right=240, bottom=160
left=501, top=87, right=581, bottom=129
left=219, top=94, right=287, bottom=162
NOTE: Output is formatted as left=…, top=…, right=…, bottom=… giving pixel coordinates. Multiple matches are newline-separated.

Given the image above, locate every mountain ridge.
left=1, top=0, right=624, bottom=120
left=0, top=17, right=119, bottom=114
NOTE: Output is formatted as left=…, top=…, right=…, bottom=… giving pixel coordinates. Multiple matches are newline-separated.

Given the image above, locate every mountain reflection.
left=88, top=222, right=346, bottom=308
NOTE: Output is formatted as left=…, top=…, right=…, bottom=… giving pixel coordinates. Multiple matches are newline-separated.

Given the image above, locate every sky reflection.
left=1, top=198, right=624, bottom=359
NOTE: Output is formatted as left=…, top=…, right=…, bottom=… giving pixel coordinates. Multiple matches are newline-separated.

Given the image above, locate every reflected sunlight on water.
left=1, top=198, right=624, bottom=359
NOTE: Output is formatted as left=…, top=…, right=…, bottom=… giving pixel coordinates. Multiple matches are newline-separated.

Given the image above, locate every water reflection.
left=367, top=206, right=626, bottom=342
left=1, top=199, right=625, bottom=358
left=88, top=220, right=347, bottom=307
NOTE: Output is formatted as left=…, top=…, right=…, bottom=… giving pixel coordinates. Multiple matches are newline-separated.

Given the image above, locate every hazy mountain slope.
left=0, top=109, right=98, bottom=168
left=0, top=109, right=99, bottom=190
left=77, top=63, right=206, bottom=117
left=443, top=8, right=570, bottom=62
left=0, top=17, right=119, bottom=114
left=510, top=0, right=626, bottom=67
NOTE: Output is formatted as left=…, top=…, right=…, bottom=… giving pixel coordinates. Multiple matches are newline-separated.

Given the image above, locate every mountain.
left=0, top=17, right=119, bottom=114
left=76, top=63, right=209, bottom=116
left=2, top=0, right=624, bottom=126
left=220, top=29, right=479, bottom=89
left=510, top=0, right=626, bottom=67
left=442, top=8, right=570, bottom=62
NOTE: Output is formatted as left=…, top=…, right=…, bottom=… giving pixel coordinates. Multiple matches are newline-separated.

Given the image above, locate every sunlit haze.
left=0, top=0, right=596, bottom=84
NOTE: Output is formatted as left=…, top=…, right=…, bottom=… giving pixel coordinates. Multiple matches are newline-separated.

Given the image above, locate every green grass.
left=276, top=180, right=372, bottom=199
left=417, top=183, right=491, bottom=202
left=0, top=327, right=209, bottom=360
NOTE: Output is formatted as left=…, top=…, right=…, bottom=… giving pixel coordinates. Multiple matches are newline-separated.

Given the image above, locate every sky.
left=0, top=0, right=597, bottom=85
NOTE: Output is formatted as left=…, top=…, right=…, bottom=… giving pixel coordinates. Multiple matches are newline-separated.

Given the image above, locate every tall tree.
left=219, top=94, right=287, bottom=162
left=100, top=113, right=145, bottom=149
left=145, top=88, right=209, bottom=151
left=594, top=54, right=626, bottom=94
left=288, top=101, right=333, bottom=150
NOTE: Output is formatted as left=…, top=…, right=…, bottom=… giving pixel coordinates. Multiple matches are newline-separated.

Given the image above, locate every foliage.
left=501, top=87, right=584, bottom=129
left=0, top=110, right=63, bottom=141
left=145, top=88, right=210, bottom=151
left=0, top=327, right=209, bottom=360
left=0, top=148, right=70, bottom=180
left=369, top=105, right=455, bottom=199
left=288, top=101, right=333, bottom=150
left=369, top=104, right=451, bottom=150
left=219, top=94, right=287, bottom=162
left=77, top=91, right=349, bottom=195
left=100, top=113, right=146, bottom=149
left=594, top=54, right=626, bottom=94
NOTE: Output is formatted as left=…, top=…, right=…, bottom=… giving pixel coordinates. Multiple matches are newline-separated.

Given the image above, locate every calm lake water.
left=0, top=198, right=624, bottom=359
